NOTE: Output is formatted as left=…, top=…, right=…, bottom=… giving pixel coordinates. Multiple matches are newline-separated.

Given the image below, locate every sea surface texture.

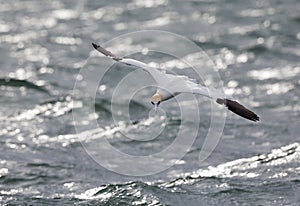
left=0, top=0, right=299, bottom=205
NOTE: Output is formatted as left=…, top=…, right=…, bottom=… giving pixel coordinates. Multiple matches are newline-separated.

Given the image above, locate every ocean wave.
left=74, top=142, right=300, bottom=205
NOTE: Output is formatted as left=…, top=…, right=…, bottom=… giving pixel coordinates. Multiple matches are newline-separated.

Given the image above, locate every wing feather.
left=92, top=43, right=168, bottom=83
left=216, top=98, right=260, bottom=122
left=92, top=43, right=122, bottom=61
left=187, top=85, right=260, bottom=122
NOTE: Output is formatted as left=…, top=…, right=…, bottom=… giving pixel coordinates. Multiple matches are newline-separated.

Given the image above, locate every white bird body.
left=92, top=43, right=259, bottom=122
left=121, top=58, right=212, bottom=99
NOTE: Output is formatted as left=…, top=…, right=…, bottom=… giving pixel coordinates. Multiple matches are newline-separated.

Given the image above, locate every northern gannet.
left=92, top=43, right=259, bottom=122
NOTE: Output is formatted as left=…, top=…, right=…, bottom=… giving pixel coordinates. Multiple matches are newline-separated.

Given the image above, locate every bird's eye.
left=157, top=101, right=161, bottom=106
left=151, top=101, right=154, bottom=105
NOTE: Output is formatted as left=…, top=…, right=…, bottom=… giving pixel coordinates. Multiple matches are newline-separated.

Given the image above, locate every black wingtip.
left=92, top=43, right=99, bottom=50
left=216, top=98, right=260, bottom=122
left=91, top=43, right=122, bottom=61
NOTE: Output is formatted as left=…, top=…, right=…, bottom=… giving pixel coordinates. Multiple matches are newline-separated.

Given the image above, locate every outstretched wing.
left=92, top=43, right=168, bottom=84
left=216, top=98, right=259, bottom=122
left=92, top=43, right=122, bottom=61
left=182, top=84, right=259, bottom=122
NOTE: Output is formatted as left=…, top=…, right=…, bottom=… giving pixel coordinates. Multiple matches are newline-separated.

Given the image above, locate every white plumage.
left=92, top=43, right=259, bottom=122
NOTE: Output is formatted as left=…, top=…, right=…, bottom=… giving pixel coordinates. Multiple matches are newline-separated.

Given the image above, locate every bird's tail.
left=216, top=98, right=259, bottom=122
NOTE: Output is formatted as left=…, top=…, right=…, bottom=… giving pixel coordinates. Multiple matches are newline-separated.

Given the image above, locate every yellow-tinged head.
left=151, top=93, right=163, bottom=103
left=151, top=93, right=163, bottom=111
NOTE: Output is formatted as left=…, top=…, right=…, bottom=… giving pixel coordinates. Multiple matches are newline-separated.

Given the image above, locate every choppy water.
left=0, top=0, right=299, bottom=205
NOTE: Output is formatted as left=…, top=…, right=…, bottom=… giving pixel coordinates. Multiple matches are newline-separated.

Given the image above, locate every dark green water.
left=0, top=0, right=299, bottom=205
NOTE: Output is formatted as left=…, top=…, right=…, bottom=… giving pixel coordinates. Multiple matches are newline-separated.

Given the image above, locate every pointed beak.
left=154, top=103, right=158, bottom=112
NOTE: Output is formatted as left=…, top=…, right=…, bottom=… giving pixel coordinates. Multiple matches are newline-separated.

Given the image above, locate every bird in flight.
left=92, top=43, right=259, bottom=122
